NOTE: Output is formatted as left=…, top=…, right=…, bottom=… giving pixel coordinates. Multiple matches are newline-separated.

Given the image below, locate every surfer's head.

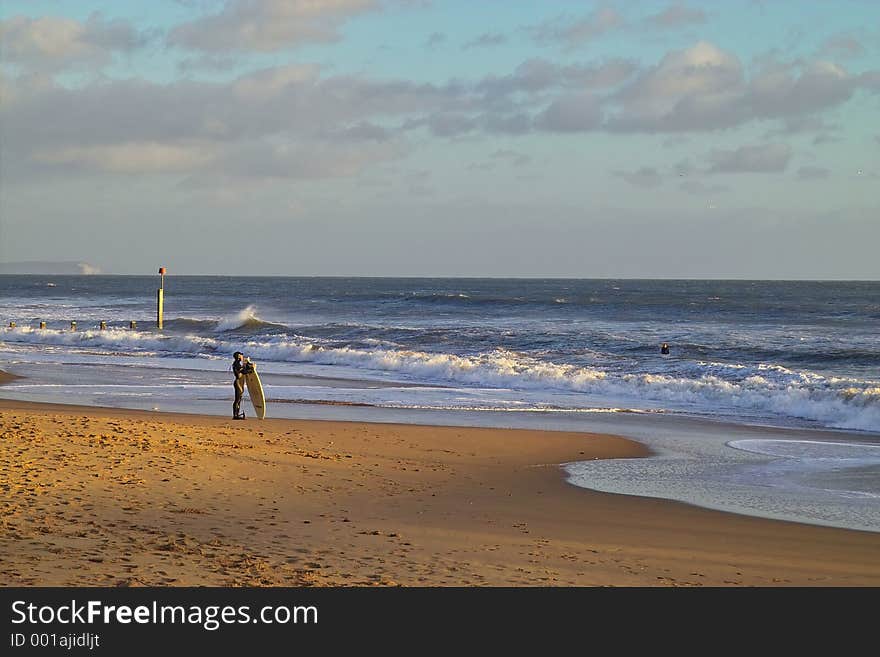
left=233, top=351, right=243, bottom=360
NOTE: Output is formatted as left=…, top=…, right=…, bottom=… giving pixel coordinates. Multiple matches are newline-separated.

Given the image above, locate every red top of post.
left=159, top=267, right=166, bottom=275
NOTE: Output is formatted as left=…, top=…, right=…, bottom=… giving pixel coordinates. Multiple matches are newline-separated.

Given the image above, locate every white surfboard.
left=243, top=360, right=266, bottom=419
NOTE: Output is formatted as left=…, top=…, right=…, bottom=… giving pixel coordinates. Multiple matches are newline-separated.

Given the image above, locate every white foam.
left=3, top=326, right=879, bottom=432
left=215, top=305, right=261, bottom=331
left=728, top=439, right=880, bottom=461
left=1, top=326, right=217, bottom=355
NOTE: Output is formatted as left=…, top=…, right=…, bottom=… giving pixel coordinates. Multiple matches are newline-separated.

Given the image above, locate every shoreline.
left=2, top=396, right=879, bottom=585
left=3, top=367, right=879, bottom=533
left=0, top=369, right=22, bottom=385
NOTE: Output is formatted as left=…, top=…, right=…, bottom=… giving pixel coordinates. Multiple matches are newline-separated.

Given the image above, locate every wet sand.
left=1, top=396, right=879, bottom=586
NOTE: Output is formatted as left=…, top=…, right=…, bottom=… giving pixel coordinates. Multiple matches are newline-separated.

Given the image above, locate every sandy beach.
left=2, top=393, right=879, bottom=587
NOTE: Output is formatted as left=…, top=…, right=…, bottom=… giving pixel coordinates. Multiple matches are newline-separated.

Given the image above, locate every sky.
left=1, top=0, right=878, bottom=278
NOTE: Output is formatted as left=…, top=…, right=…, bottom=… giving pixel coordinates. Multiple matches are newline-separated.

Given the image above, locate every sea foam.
left=3, top=325, right=878, bottom=432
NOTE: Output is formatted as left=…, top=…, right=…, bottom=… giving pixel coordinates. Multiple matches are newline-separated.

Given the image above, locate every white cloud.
left=2, top=35, right=876, bottom=187
left=748, top=60, right=853, bottom=118
left=425, top=32, right=445, bottom=49
left=231, top=64, right=320, bottom=102
left=529, top=7, right=624, bottom=49
left=612, top=41, right=743, bottom=124
left=819, top=34, right=865, bottom=59
left=0, top=13, right=148, bottom=70
left=607, top=43, right=863, bottom=132
left=33, top=141, right=218, bottom=173
left=169, top=0, right=377, bottom=52
left=645, top=4, right=706, bottom=29
left=464, top=33, right=506, bottom=49
left=476, top=58, right=635, bottom=98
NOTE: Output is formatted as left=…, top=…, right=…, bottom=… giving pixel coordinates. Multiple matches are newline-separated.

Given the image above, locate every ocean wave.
left=727, top=439, right=880, bottom=461
left=214, top=306, right=287, bottom=333
left=163, top=318, right=218, bottom=331
left=268, top=399, right=661, bottom=413
left=0, top=326, right=219, bottom=356
left=2, top=326, right=878, bottom=431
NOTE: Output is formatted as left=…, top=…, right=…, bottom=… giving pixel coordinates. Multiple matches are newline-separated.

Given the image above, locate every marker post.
left=157, top=267, right=166, bottom=330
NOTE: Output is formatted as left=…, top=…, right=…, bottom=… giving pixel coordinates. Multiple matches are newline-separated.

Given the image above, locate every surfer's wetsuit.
left=232, top=358, right=245, bottom=418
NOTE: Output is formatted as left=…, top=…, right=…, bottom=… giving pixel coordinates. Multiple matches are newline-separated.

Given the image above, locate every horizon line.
left=1, top=273, right=878, bottom=282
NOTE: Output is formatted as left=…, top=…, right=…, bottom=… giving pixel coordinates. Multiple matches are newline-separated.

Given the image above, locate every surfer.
left=660, top=342, right=670, bottom=355
left=232, top=351, right=246, bottom=420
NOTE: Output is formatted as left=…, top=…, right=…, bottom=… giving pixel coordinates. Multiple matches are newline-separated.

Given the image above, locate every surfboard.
left=243, top=360, right=266, bottom=419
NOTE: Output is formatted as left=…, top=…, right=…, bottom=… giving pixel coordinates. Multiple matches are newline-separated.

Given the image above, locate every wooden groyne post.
left=157, top=266, right=166, bottom=329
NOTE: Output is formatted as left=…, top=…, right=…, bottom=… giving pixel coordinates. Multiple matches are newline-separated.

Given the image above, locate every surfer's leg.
left=233, top=380, right=244, bottom=417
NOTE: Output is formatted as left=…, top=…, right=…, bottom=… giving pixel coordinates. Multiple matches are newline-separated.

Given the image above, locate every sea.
left=1, top=276, right=878, bottom=532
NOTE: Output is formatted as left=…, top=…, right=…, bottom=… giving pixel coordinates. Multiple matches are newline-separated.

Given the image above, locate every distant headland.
left=0, top=261, right=102, bottom=275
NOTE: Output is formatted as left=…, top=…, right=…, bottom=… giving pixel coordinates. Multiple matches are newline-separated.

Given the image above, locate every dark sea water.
left=2, top=276, right=879, bottom=531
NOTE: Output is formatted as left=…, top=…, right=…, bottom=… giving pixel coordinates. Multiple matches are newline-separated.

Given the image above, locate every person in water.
left=660, top=342, right=670, bottom=355
left=232, top=351, right=247, bottom=419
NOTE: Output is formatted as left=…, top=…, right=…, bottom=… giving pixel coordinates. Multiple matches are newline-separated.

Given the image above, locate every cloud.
left=2, top=35, right=875, bottom=187
left=819, top=35, right=865, bottom=59
left=796, top=166, right=830, bottom=180
left=327, top=121, right=391, bottom=141
left=645, top=4, right=706, bottom=29
left=707, top=143, right=792, bottom=173
left=476, top=58, right=635, bottom=98
left=230, top=64, right=320, bottom=102
left=536, top=93, right=603, bottom=132
left=482, top=113, right=533, bottom=135
left=424, top=113, right=478, bottom=137
left=464, top=32, right=506, bottom=49
left=763, top=116, right=842, bottom=145
left=859, top=70, right=880, bottom=91
left=764, top=115, right=837, bottom=137
left=0, top=13, right=148, bottom=70
left=425, top=32, right=445, bottom=49
left=9, top=53, right=596, bottom=178
left=748, top=60, right=854, bottom=118
left=529, top=7, right=624, bottom=49
left=605, top=42, right=866, bottom=132
left=168, top=0, right=377, bottom=52
left=213, top=138, right=404, bottom=180
left=609, top=41, right=744, bottom=130
left=1, top=65, right=440, bottom=179
left=177, top=54, right=241, bottom=74
left=614, top=167, right=663, bottom=187
left=33, top=141, right=218, bottom=173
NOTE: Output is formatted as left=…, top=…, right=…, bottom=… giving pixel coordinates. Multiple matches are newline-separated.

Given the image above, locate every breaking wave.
left=214, top=306, right=286, bottom=332
left=2, top=325, right=878, bottom=432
